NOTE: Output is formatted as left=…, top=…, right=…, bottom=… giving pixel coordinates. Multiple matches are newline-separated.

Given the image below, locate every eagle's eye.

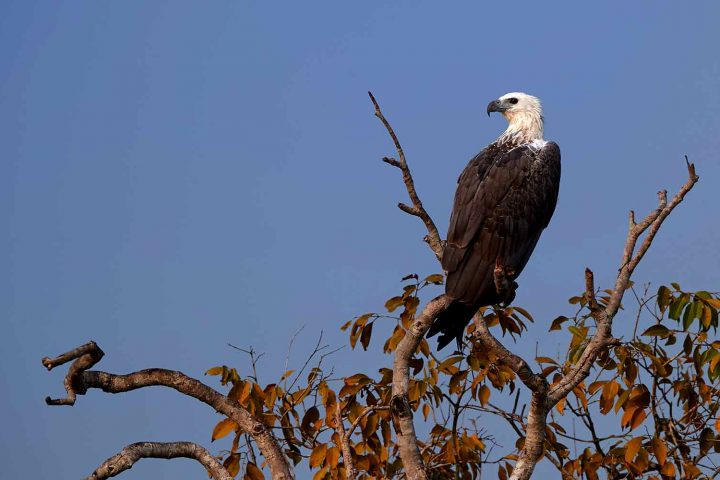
left=508, top=97, right=519, bottom=105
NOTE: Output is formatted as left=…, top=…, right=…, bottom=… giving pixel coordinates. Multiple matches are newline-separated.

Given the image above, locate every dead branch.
left=85, top=442, right=231, bottom=480
left=42, top=342, right=294, bottom=480
left=548, top=160, right=698, bottom=406
left=392, top=294, right=453, bottom=480
left=369, top=91, right=444, bottom=261
left=42, top=341, right=105, bottom=405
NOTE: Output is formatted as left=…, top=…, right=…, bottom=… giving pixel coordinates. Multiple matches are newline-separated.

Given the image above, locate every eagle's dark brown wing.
left=428, top=141, right=560, bottom=349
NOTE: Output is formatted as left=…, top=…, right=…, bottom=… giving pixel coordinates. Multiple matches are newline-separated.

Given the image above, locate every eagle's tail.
left=427, top=300, right=478, bottom=351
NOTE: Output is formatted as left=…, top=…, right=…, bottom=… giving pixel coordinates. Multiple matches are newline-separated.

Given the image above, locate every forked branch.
left=549, top=159, right=699, bottom=406
left=369, top=91, right=444, bottom=261
left=392, top=294, right=453, bottom=480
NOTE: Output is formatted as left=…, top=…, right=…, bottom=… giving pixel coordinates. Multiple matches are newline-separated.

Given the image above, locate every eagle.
left=427, top=92, right=561, bottom=350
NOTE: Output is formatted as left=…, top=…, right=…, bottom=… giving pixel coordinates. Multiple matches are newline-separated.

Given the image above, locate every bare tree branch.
left=42, top=342, right=294, bottom=480
left=392, top=294, right=453, bottom=480
left=85, top=442, right=231, bottom=480
left=549, top=160, right=698, bottom=406
left=368, top=91, right=444, bottom=261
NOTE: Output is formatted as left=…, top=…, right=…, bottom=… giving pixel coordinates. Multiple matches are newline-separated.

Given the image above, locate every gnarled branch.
left=369, top=91, right=444, bottom=261
left=85, top=441, right=231, bottom=480
left=42, top=342, right=294, bottom=480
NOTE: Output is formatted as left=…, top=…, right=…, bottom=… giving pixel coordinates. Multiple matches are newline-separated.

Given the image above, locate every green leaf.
left=657, top=286, right=671, bottom=312
left=669, top=294, right=689, bottom=320
left=641, top=325, right=671, bottom=338
left=423, top=273, right=444, bottom=285
left=568, top=326, right=586, bottom=339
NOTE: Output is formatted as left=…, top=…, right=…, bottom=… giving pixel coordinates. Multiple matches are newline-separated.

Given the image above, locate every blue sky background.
left=2, top=1, right=720, bottom=478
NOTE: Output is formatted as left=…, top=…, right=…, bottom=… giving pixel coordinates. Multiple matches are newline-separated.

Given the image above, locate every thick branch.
left=392, top=294, right=453, bottom=480
left=369, top=91, right=444, bottom=261
left=472, top=314, right=549, bottom=480
left=511, top=391, right=549, bottom=480
left=43, top=343, right=294, bottom=480
left=85, top=442, right=231, bottom=480
left=473, top=314, right=546, bottom=392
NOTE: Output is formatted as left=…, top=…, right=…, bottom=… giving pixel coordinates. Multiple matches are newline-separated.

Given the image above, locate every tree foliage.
left=202, top=279, right=720, bottom=480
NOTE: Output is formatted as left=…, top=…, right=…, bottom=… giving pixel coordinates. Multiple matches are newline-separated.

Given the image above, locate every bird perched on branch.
left=427, top=92, right=561, bottom=350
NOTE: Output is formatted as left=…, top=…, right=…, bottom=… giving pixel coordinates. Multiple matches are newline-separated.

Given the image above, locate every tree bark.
left=85, top=441, right=231, bottom=480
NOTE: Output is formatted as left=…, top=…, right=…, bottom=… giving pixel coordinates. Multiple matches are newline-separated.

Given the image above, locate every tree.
left=42, top=93, right=715, bottom=480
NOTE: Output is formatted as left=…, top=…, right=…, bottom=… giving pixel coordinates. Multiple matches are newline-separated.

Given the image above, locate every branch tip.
left=382, top=156, right=401, bottom=167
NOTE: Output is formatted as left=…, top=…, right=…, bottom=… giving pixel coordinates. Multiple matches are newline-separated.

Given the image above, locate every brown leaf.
left=212, top=418, right=238, bottom=442
left=385, top=296, right=404, bottom=312
left=588, top=381, right=605, bottom=396
left=301, top=406, right=320, bottom=433
left=629, top=408, right=647, bottom=430
left=309, top=444, right=327, bottom=468
left=326, top=447, right=340, bottom=468
left=244, top=462, right=264, bottom=480
left=360, top=322, right=373, bottom=351
left=224, top=453, right=241, bottom=477
left=478, top=385, right=490, bottom=406
left=660, top=461, right=675, bottom=477
left=625, top=436, right=643, bottom=463
left=652, top=437, right=667, bottom=466
left=205, top=366, right=225, bottom=376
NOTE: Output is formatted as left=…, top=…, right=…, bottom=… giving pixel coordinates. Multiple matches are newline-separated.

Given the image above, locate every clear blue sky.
left=2, top=2, right=719, bottom=478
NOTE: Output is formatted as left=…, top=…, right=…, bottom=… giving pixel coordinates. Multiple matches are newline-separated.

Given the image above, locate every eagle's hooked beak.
left=487, top=99, right=504, bottom=116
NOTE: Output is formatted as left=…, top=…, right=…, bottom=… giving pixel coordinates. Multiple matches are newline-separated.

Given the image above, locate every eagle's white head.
left=487, top=92, right=544, bottom=145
